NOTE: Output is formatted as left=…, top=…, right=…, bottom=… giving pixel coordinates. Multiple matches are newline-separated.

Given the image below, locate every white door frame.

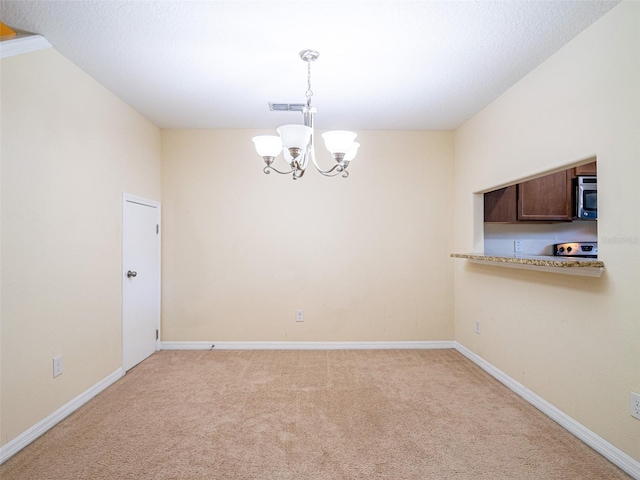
left=122, top=193, right=161, bottom=371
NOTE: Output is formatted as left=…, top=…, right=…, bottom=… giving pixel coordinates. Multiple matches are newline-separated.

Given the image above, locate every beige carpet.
left=0, top=349, right=631, bottom=479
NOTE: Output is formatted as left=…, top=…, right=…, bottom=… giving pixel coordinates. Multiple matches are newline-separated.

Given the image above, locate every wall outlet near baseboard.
left=631, top=392, right=640, bottom=420
left=296, top=309, right=304, bottom=322
left=475, top=321, right=481, bottom=334
left=53, top=355, right=63, bottom=378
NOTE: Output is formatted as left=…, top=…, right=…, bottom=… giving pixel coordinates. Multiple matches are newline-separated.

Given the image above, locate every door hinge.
left=156, top=329, right=159, bottom=341
left=156, top=224, right=159, bottom=234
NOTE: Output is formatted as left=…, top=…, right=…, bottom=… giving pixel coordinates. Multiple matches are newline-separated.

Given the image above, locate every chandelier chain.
left=305, top=58, right=313, bottom=104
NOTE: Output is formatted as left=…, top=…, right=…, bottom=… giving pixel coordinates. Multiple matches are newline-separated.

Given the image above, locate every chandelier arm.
left=263, top=165, right=296, bottom=176
left=315, top=163, right=347, bottom=177
left=297, top=143, right=311, bottom=172
left=309, top=146, right=348, bottom=177
left=293, top=168, right=305, bottom=180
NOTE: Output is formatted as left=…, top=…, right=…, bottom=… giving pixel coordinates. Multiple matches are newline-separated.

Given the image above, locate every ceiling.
left=0, top=0, right=620, bottom=131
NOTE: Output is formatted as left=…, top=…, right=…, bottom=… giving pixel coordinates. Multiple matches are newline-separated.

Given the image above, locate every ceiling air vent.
left=269, top=103, right=306, bottom=112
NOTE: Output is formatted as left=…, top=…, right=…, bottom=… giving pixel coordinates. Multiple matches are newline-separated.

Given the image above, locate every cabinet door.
left=484, top=185, right=517, bottom=222
left=517, top=170, right=573, bottom=221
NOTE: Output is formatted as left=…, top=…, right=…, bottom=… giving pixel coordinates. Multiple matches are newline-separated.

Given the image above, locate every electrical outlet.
left=53, top=355, right=63, bottom=378
left=475, top=321, right=481, bottom=334
left=631, top=392, right=640, bottom=420
left=514, top=240, right=523, bottom=253
left=296, top=309, right=304, bottom=322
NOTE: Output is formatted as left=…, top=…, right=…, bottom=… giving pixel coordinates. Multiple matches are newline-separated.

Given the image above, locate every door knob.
left=127, top=270, right=137, bottom=278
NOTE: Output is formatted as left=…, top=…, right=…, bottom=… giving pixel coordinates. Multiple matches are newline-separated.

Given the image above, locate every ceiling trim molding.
left=0, top=35, right=52, bottom=59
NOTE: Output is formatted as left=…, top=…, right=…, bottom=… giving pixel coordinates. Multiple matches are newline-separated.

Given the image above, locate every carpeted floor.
left=0, top=349, right=631, bottom=479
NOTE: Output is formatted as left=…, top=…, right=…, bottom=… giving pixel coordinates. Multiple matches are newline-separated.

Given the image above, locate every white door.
left=122, top=194, right=160, bottom=372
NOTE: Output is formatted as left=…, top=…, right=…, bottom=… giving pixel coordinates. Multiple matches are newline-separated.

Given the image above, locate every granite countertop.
left=450, top=253, right=604, bottom=277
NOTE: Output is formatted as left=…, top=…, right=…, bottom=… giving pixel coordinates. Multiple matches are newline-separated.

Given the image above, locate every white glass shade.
left=321, top=130, right=357, bottom=154
left=344, top=142, right=360, bottom=162
left=252, top=135, right=282, bottom=157
left=277, top=125, right=312, bottom=150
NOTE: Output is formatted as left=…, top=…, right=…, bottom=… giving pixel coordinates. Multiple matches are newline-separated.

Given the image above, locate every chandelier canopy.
left=252, top=50, right=359, bottom=180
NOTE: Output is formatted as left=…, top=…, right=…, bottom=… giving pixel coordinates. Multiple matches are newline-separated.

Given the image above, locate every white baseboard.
left=0, top=368, right=123, bottom=465
left=160, top=340, right=455, bottom=351
left=454, top=342, right=640, bottom=480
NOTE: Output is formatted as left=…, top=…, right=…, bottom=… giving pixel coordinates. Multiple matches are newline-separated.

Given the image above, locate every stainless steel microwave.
left=576, top=176, right=597, bottom=220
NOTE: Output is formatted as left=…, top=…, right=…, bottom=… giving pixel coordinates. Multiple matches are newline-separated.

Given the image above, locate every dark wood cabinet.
left=484, top=165, right=584, bottom=223
left=484, top=161, right=597, bottom=223
left=484, top=185, right=517, bottom=223
left=517, top=169, right=573, bottom=221
left=574, top=161, right=597, bottom=176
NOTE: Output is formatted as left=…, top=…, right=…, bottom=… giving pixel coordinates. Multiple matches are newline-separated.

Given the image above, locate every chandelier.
left=252, top=50, right=359, bottom=180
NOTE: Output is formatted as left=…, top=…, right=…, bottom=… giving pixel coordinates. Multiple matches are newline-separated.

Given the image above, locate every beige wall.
left=453, top=1, right=640, bottom=460
left=0, top=48, right=161, bottom=446
left=161, top=129, right=454, bottom=342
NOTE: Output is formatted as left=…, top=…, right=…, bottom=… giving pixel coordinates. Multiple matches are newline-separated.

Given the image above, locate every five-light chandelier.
left=252, top=50, right=359, bottom=180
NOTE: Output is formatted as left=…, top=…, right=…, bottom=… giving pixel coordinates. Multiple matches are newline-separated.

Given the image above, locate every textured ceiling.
left=0, top=0, right=620, bottom=130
